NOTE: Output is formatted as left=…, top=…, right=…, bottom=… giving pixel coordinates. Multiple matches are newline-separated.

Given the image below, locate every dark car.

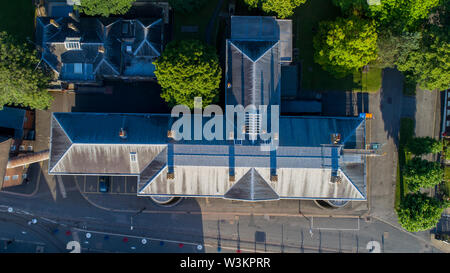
left=99, top=177, right=111, bottom=193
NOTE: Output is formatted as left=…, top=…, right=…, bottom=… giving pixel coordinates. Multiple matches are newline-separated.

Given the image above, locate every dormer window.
left=130, top=152, right=137, bottom=162
left=65, top=38, right=81, bottom=50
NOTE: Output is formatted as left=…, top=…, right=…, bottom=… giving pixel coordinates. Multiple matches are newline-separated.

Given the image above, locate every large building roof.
left=49, top=112, right=367, bottom=201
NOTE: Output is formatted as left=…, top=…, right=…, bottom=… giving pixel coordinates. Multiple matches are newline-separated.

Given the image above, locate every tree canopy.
left=332, top=0, right=442, bottom=32
left=406, top=137, right=443, bottom=155
left=376, top=31, right=422, bottom=69
left=243, top=0, right=307, bottom=18
left=75, top=0, right=136, bottom=17
left=153, top=40, right=221, bottom=109
left=396, top=29, right=450, bottom=91
left=168, top=0, right=209, bottom=14
left=0, top=32, right=52, bottom=110
left=403, top=157, right=443, bottom=192
left=369, top=0, right=441, bottom=31
left=313, top=16, right=378, bottom=78
left=397, top=193, right=445, bottom=232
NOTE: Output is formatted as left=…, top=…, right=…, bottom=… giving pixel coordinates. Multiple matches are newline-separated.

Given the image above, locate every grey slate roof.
left=224, top=168, right=279, bottom=201
left=37, top=14, right=164, bottom=81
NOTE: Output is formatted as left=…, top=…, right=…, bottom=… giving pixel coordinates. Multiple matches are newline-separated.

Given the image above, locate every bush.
left=403, top=157, right=443, bottom=192
left=406, top=137, right=443, bottom=155
left=397, top=192, right=444, bottom=232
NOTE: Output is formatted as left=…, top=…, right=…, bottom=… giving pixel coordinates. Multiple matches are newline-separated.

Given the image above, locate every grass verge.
left=172, top=0, right=222, bottom=45
left=353, top=67, right=382, bottom=93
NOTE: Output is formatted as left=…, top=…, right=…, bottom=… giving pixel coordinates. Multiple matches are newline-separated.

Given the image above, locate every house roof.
left=37, top=14, right=164, bottom=81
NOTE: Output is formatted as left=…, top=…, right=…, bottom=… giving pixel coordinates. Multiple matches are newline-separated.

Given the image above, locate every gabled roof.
left=226, top=40, right=280, bottom=108
left=224, top=168, right=279, bottom=201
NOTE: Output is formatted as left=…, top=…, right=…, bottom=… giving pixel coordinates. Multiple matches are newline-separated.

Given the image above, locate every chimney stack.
left=50, top=19, right=60, bottom=28
left=68, top=23, right=79, bottom=32
left=68, top=12, right=80, bottom=23
left=119, top=128, right=127, bottom=139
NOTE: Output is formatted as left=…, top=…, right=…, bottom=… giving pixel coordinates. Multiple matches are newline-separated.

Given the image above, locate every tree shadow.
left=379, top=68, right=416, bottom=148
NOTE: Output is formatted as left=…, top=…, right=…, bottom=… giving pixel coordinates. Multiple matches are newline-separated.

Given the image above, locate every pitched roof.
left=37, top=15, right=164, bottom=81
left=224, top=168, right=279, bottom=201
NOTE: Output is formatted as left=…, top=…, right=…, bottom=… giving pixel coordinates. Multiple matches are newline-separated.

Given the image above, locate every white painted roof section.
left=138, top=166, right=365, bottom=200
left=50, top=144, right=166, bottom=174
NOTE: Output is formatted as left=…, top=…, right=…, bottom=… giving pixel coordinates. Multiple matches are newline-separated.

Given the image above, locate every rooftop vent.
left=167, top=172, right=174, bottom=180
left=245, top=112, right=261, bottom=141
left=68, top=23, right=79, bottom=32
left=126, top=45, right=132, bottom=54
left=119, top=128, right=127, bottom=139
left=50, top=19, right=60, bottom=28
left=331, top=133, right=341, bottom=145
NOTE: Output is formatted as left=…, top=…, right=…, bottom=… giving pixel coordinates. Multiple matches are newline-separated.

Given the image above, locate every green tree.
left=403, top=157, right=443, bottom=192
left=369, top=0, right=441, bottom=31
left=332, top=0, right=442, bottom=32
left=75, top=0, right=135, bottom=17
left=313, top=16, right=378, bottom=78
left=243, top=0, right=307, bottom=18
left=376, top=31, right=422, bottom=68
left=397, top=193, right=444, bottom=232
left=406, top=137, right=443, bottom=155
left=168, top=0, right=209, bottom=14
left=0, top=32, right=52, bottom=110
left=153, top=40, right=221, bottom=109
left=396, top=29, right=450, bottom=91
left=331, top=0, right=369, bottom=16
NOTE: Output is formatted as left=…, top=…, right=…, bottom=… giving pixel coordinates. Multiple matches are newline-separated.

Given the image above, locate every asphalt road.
left=0, top=171, right=441, bottom=253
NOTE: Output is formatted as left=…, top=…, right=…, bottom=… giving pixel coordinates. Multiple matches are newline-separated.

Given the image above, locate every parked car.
left=99, top=177, right=110, bottom=193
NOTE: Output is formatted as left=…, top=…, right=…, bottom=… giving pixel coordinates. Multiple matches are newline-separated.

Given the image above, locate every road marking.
left=72, top=227, right=200, bottom=247
left=366, top=241, right=381, bottom=253
left=311, top=217, right=360, bottom=231
left=66, top=241, right=81, bottom=253
left=56, top=176, right=67, bottom=198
